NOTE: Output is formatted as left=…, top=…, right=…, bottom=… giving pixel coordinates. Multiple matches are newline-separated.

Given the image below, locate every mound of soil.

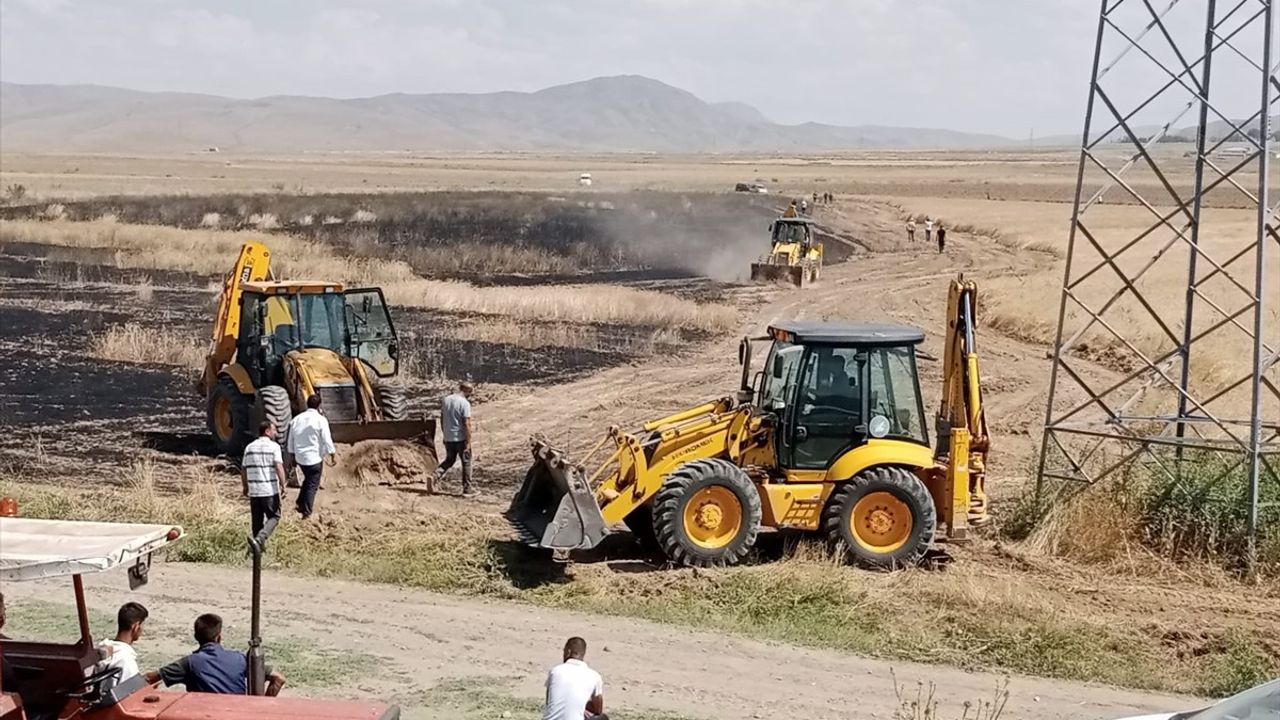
left=327, top=439, right=438, bottom=488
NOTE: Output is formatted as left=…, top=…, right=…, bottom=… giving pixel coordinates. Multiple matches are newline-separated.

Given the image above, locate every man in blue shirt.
left=146, top=613, right=286, bottom=695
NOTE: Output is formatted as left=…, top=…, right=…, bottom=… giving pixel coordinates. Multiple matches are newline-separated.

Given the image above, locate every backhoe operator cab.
left=769, top=218, right=814, bottom=249
left=753, top=323, right=928, bottom=471
left=235, top=282, right=399, bottom=398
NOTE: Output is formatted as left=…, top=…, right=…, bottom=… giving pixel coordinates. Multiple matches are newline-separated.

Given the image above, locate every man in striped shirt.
left=242, top=421, right=286, bottom=549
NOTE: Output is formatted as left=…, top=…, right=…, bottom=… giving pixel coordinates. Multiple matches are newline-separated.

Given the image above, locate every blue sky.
left=0, top=0, right=1268, bottom=137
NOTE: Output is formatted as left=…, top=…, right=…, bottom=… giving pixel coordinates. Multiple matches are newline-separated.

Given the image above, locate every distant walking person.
left=242, top=421, right=286, bottom=547
left=937, top=225, right=947, bottom=253
left=434, top=381, right=475, bottom=497
left=543, top=637, right=606, bottom=720
left=906, top=219, right=916, bottom=242
left=924, top=217, right=935, bottom=244
left=287, top=394, right=336, bottom=519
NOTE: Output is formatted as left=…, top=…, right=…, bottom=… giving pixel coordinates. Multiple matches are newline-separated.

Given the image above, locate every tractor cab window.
left=759, top=340, right=803, bottom=413
left=263, top=295, right=298, bottom=357
left=866, top=346, right=927, bottom=444
left=344, top=289, right=399, bottom=377
left=774, top=222, right=806, bottom=244
left=789, top=346, right=863, bottom=468
left=297, top=293, right=346, bottom=353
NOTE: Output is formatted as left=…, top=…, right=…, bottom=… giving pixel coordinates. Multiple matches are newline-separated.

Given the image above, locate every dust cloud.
left=599, top=193, right=779, bottom=281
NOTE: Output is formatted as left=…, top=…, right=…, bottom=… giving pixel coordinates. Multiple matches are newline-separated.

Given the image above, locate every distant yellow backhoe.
left=509, top=276, right=988, bottom=569
left=198, top=242, right=433, bottom=455
left=750, top=217, right=823, bottom=287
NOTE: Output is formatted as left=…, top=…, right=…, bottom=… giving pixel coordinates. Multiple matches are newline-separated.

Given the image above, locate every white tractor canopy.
left=0, top=518, right=184, bottom=582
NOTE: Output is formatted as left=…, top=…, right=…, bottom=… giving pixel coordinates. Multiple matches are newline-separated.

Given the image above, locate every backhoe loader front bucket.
left=750, top=262, right=811, bottom=287
left=328, top=418, right=435, bottom=445
left=507, top=440, right=609, bottom=551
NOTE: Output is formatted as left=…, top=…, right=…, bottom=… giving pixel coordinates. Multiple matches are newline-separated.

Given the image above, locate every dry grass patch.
left=3, top=476, right=1275, bottom=696
left=91, top=322, right=205, bottom=368
left=402, top=243, right=578, bottom=276
left=451, top=319, right=683, bottom=352
left=0, top=219, right=738, bottom=332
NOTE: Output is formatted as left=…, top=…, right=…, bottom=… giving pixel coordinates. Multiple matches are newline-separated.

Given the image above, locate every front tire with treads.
left=824, top=466, right=935, bottom=569
left=652, top=458, right=761, bottom=568
left=208, top=376, right=253, bottom=457
left=255, top=385, right=293, bottom=435
left=376, top=385, right=408, bottom=421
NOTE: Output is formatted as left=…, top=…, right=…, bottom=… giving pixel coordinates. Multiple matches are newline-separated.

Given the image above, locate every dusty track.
left=13, top=563, right=1194, bottom=720
left=468, top=199, right=1108, bottom=496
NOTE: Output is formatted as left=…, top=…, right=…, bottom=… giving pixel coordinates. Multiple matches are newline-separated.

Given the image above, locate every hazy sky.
left=0, top=0, right=1268, bottom=137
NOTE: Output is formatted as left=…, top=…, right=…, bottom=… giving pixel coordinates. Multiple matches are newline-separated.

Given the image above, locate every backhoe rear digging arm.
left=937, top=276, right=990, bottom=530
left=199, top=242, right=271, bottom=396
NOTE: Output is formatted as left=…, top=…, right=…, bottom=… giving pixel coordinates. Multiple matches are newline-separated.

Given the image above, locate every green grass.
left=401, top=678, right=700, bottom=720
left=5, top=597, right=375, bottom=690
left=3, top=476, right=1275, bottom=698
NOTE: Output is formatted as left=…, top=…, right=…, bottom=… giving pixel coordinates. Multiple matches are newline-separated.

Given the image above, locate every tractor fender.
left=218, top=363, right=256, bottom=396
left=825, top=440, right=934, bottom=484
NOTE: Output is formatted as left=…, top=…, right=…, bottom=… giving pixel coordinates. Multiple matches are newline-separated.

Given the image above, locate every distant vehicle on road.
left=579, top=173, right=593, bottom=186
left=1113, top=677, right=1278, bottom=720
left=1216, top=146, right=1249, bottom=158
left=734, top=182, right=768, bottom=194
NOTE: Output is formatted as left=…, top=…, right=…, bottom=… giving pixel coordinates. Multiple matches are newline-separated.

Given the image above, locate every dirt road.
left=13, top=562, right=1194, bottom=720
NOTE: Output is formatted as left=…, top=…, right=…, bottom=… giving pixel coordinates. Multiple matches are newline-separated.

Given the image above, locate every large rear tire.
left=823, top=466, right=935, bottom=569
left=376, top=385, right=408, bottom=421
left=255, top=385, right=293, bottom=435
left=652, top=459, right=761, bottom=568
left=208, top=376, right=253, bottom=457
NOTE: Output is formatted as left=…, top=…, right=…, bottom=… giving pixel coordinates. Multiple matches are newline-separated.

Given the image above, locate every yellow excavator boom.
left=199, top=242, right=271, bottom=396
left=937, top=275, right=989, bottom=526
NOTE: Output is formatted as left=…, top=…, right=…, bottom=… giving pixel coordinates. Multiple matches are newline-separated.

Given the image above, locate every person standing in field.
left=924, top=217, right=934, bottom=245
left=543, top=636, right=606, bottom=720
left=434, top=381, right=475, bottom=497
left=96, top=602, right=149, bottom=683
left=242, top=421, right=286, bottom=547
left=906, top=219, right=916, bottom=242
left=783, top=200, right=798, bottom=218
left=287, top=394, right=336, bottom=519
left=937, top=225, right=947, bottom=253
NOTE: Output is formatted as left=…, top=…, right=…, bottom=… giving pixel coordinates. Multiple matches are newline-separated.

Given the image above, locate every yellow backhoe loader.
left=198, top=242, right=434, bottom=456
left=750, top=217, right=823, bottom=287
left=509, top=276, right=989, bottom=569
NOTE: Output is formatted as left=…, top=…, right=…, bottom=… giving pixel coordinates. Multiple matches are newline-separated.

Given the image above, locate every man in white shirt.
left=433, top=382, right=475, bottom=497
left=543, top=636, right=606, bottom=720
left=96, top=602, right=148, bottom=684
left=287, top=394, right=336, bottom=519
left=242, top=421, right=286, bottom=548
left=924, top=216, right=935, bottom=244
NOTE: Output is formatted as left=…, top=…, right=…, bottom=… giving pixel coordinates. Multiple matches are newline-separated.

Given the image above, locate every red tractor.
left=0, top=517, right=399, bottom=720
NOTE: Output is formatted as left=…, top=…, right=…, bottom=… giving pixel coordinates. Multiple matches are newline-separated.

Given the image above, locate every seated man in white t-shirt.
left=543, top=636, right=606, bottom=720
left=96, top=602, right=149, bottom=683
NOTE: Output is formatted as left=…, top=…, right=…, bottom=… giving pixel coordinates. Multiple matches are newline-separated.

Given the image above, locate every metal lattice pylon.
left=1037, top=0, right=1280, bottom=568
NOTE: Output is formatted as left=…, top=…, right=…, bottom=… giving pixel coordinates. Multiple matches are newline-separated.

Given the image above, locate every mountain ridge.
left=0, top=75, right=1014, bottom=152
